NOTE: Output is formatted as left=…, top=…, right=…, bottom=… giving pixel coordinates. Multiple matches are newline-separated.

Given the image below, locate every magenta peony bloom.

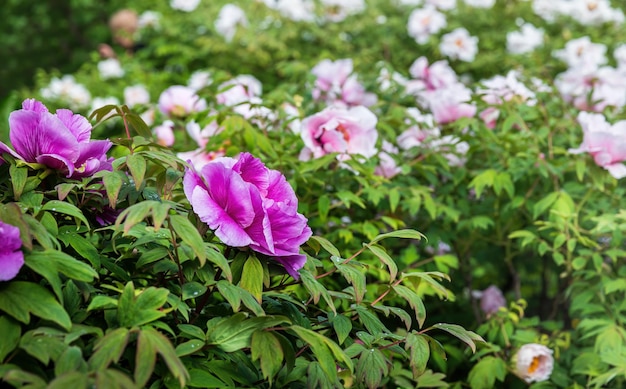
left=300, top=105, right=378, bottom=161
left=0, top=221, right=24, bottom=281
left=183, top=152, right=311, bottom=278
left=157, top=86, right=207, bottom=118
left=0, top=99, right=112, bottom=179
left=569, top=111, right=626, bottom=179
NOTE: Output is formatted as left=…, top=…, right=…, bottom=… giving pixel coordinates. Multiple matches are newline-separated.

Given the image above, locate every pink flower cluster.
left=184, top=153, right=312, bottom=278
left=311, top=58, right=377, bottom=108
left=569, top=111, right=626, bottom=179
left=476, top=71, right=537, bottom=129
left=405, top=57, right=476, bottom=125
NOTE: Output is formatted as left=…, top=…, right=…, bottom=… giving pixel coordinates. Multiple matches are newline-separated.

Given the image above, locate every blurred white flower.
left=553, top=36, right=607, bottom=68
left=426, top=0, right=456, bottom=11
left=138, top=11, right=161, bottom=29
left=97, top=58, right=125, bottom=80
left=170, top=0, right=200, bottom=12
left=124, top=85, right=150, bottom=108
left=439, top=28, right=479, bottom=62
left=514, top=344, right=554, bottom=383
left=264, top=0, right=315, bottom=22
left=188, top=70, right=213, bottom=91
left=40, top=75, right=91, bottom=111
left=320, top=0, right=366, bottom=22
left=215, top=4, right=248, bottom=42
left=506, top=23, right=544, bottom=54
left=407, top=6, right=446, bottom=44
left=90, top=96, right=120, bottom=119
left=464, top=0, right=495, bottom=8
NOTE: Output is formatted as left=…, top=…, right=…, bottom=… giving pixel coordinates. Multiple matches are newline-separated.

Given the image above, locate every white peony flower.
left=407, top=6, right=447, bottom=45
left=506, top=23, right=544, bottom=54
left=464, top=0, right=495, bottom=8
left=439, top=28, right=479, bottom=62
left=97, top=58, right=125, bottom=80
left=215, top=4, right=248, bottom=42
left=124, top=85, right=150, bottom=108
left=170, top=0, right=201, bottom=12
left=514, top=344, right=554, bottom=383
left=40, top=75, right=91, bottom=111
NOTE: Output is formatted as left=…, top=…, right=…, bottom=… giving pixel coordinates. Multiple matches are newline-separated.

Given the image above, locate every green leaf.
left=0, top=316, right=21, bottom=362
left=300, top=270, right=336, bottom=314
left=175, top=339, right=205, bottom=357
left=290, top=326, right=338, bottom=382
left=468, top=169, right=497, bottom=198
left=389, top=187, right=400, bottom=212
left=239, top=256, right=264, bottom=303
left=0, top=281, right=71, bottom=330
left=355, top=305, right=389, bottom=335
left=126, top=154, right=147, bottom=190
left=169, top=214, right=207, bottom=266
left=331, top=313, right=352, bottom=345
left=356, top=347, right=388, bottom=389
left=318, top=195, right=330, bottom=222
left=117, top=282, right=169, bottom=327
left=468, top=356, right=507, bottom=389
left=134, top=328, right=158, bottom=388
left=94, top=369, right=137, bottom=389
left=88, top=328, right=130, bottom=370
left=310, top=235, right=341, bottom=257
left=9, top=164, right=27, bottom=200
left=405, top=332, right=430, bottom=378
left=532, top=191, right=559, bottom=219
left=429, top=323, right=484, bottom=353
left=188, top=369, right=225, bottom=388
left=41, top=200, right=89, bottom=227
left=206, top=313, right=289, bottom=352
left=335, top=262, right=366, bottom=303
left=493, top=172, right=514, bottom=198
left=416, top=369, right=450, bottom=388
left=140, top=327, right=190, bottom=388
left=47, top=372, right=89, bottom=389
left=54, top=346, right=86, bottom=377
left=182, top=282, right=207, bottom=301
left=367, top=244, right=398, bottom=281
left=87, top=296, right=118, bottom=311
left=370, top=229, right=425, bottom=245
left=393, top=285, right=427, bottom=328
left=251, top=330, right=283, bottom=384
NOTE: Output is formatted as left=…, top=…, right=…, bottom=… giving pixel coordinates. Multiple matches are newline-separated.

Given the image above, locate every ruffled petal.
left=0, top=250, right=25, bottom=282
left=273, top=254, right=307, bottom=279
left=56, top=109, right=92, bottom=142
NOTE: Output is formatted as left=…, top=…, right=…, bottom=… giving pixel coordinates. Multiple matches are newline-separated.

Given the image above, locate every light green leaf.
left=370, top=229, right=425, bottom=245
left=169, top=214, right=207, bottom=266
left=239, top=256, right=264, bottom=303
left=41, top=200, right=89, bottom=227
left=251, top=330, right=283, bottom=384
left=367, top=243, right=398, bottom=281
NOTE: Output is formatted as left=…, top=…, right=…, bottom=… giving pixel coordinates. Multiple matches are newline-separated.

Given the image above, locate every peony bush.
left=2, top=0, right=626, bottom=388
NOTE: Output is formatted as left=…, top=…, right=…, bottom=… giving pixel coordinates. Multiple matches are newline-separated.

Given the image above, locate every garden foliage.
left=1, top=0, right=626, bottom=388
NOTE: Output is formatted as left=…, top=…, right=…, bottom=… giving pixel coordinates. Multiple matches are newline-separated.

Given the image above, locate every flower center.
left=336, top=123, right=350, bottom=141
left=528, top=356, right=541, bottom=374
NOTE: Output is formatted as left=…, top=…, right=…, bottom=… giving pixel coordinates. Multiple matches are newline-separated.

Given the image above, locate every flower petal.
left=0, top=250, right=25, bottom=282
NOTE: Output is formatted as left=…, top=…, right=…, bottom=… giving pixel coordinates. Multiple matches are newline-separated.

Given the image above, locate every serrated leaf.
left=0, top=281, right=71, bottom=330
left=356, top=347, right=388, bottom=389
left=331, top=313, right=352, bottom=345
left=252, top=330, right=283, bottom=384
left=468, top=356, right=507, bottom=389
left=88, top=328, right=130, bottom=370
left=406, top=332, right=430, bottom=377
left=336, top=262, right=366, bottom=303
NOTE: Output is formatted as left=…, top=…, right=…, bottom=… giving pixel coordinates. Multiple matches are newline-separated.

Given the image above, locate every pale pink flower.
left=407, top=6, right=447, bottom=45
left=300, top=105, right=378, bottom=161
left=464, top=0, right=495, bottom=8
left=311, top=59, right=376, bottom=107
left=153, top=121, right=175, bottom=147
left=426, top=0, right=456, bottom=10
left=422, top=84, right=476, bottom=124
left=479, top=107, right=500, bottom=129
left=408, top=57, right=458, bottom=91
left=514, top=344, right=554, bottom=383
left=263, top=0, right=315, bottom=22
left=170, top=0, right=200, bottom=12
left=471, top=285, right=506, bottom=315
left=439, top=28, right=479, bottom=62
left=97, top=58, right=125, bottom=80
left=375, top=141, right=402, bottom=178
left=569, top=0, right=624, bottom=26
left=569, top=111, right=626, bottom=179
left=178, top=148, right=225, bottom=169
left=158, top=86, right=207, bottom=118
left=396, top=108, right=440, bottom=150
left=217, top=75, right=262, bottom=106
left=430, top=135, right=469, bottom=166
left=188, top=70, right=213, bottom=91
left=124, top=85, right=150, bottom=108
left=478, top=71, right=536, bottom=106
left=320, top=0, right=366, bottom=22
left=555, top=63, right=626, bottom=112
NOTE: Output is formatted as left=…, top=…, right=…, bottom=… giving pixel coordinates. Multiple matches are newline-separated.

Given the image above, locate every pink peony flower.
left=0, top=99, right=113, bottom=179
left=157, top=86, right=207, bottom=118
left=183, top=153, right=311, bottom=278
left=311, top=59, right=377, bottom=108
left=424, top=84, right=477, bottom=125
left=0, top=221, right=24, bottom=281
left=153, top=121, right=175, bottom=147
left=374, top=141, right=401, bottom=178
left=300, top=105, right=378, bottom=161
left=569, top=111, right=626, bottom=179
left=514, top=344, right=554, bottom=383
left=217, top=75, right=262, bottom=107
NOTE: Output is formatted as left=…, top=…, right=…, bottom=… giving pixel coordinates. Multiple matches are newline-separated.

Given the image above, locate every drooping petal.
left=266, top=169, right=297, bottom=209
left=0, top=250, right=25, bottom=282
left=36, top=153, right=76, bottom=177
left=273, top=254, right=308, bottom=279
left=72, top=139, right=113, bottom=177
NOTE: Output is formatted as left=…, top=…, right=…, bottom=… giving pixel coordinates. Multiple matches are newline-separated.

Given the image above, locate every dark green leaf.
left=0, top=281, right=71, bottom=330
